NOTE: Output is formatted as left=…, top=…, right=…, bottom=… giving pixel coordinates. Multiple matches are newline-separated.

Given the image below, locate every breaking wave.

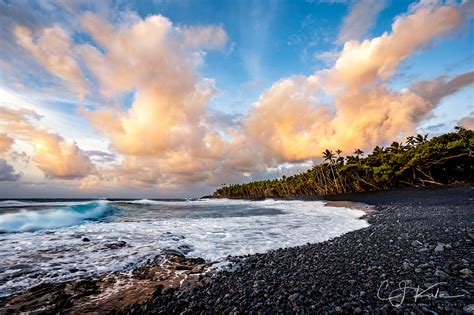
left=0, top=201, right=112, bottom=232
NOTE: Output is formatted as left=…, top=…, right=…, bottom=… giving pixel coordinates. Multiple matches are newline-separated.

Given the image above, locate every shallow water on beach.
left=0, top=198, right=369, bottom=297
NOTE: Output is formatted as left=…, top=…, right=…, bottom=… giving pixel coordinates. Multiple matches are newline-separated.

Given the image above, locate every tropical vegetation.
left=213, top=128, right=474, bottom=199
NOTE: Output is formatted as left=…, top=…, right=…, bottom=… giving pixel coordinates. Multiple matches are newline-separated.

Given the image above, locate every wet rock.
left=104, top=241, right=127, bottom=249
left=162, top=248, right=185, bottom=257
left=82, top=237, right=90, bottom=242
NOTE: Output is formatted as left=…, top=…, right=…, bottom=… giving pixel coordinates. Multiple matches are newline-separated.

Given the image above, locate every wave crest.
left=0, top=201, right=111, bottom=233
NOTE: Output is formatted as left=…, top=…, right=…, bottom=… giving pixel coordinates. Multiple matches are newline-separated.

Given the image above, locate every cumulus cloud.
left=244, top=0, right=472, bottom=162
left=0, top=134, right=13, bottom=155
left=6, top=0, right=473, bottom=192
left=0, top=106, right=93, bottom=179
left=0, top=159, right=21, bottom=181
left=10, top=10, right=259, bottom=190
left=410, top=71, right=474, bottom=105
left=74, top=13, right=255, bottom=188
left=457, top=112, right=474, bottom=130
left=14, top=25, right=88, bottom=99
left=337, top=0, right=387, bottom=44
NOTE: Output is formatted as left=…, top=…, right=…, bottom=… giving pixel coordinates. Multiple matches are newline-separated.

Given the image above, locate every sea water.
left=0, top=198, right=369, bottom=297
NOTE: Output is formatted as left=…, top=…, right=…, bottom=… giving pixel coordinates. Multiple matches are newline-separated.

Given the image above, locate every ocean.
left=0, top=198, right=369, bottom=297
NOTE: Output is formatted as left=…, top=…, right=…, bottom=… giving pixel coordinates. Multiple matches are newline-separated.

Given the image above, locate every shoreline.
left=137, top=184, right=473, bottom=314
left=1, top=185, right=472, bottom=313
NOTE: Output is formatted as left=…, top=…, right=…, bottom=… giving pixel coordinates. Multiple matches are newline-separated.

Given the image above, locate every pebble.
left=434, top=270, right=449, bottom=279
left=464, top=304, right=474, bottom=313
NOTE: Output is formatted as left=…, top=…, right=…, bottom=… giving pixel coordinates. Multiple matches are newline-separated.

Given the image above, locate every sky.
left=0, top=0, right=473, bottom=198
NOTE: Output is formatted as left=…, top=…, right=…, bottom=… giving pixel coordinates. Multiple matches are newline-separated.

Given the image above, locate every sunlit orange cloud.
left=14, top=25, right=88, bottom=99
left=244, top=0, right=473, bottom=162
left=0, top=134, right=14, bottom=155
left=0, top=106, right=93, bottom=179
left=10, top=0, right=473, bottom=191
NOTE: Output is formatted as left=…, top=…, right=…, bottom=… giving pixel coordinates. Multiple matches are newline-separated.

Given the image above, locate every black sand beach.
left=136, top=185, right=473, bottom=314
left=1, top=185, right=473, bottom=314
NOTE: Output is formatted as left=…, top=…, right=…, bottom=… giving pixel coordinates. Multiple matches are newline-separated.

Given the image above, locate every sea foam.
left=0, top=198, right=369, bottom=297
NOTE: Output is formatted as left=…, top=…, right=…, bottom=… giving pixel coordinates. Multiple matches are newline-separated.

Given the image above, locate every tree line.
left=213, top=128, right=474, bottom=199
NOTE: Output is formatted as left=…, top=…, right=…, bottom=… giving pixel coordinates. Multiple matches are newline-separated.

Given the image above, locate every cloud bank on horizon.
left=0, top=0, right=472, bottom=197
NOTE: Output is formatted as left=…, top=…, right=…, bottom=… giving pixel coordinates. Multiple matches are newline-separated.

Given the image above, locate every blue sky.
left=0, top=0, right=472, bottom=197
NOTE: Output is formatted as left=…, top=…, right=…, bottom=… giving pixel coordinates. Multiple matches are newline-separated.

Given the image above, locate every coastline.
left=1, top=185, right=472, bottom=313
left=137, top=184, right=473, bottom=314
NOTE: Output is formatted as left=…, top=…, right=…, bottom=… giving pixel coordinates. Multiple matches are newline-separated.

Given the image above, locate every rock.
left=415, top=268, right=422, bottom=273
left=460, top=268, right=472, bottom=276
left=177, top=244, right=193, bottom=254
left=288, top=293, right=300, bottom=303
left=464, top=304, right=474, bottom=313
left=434, top=244, right=444, bottom=252
left=104, top=241, right=127, bottom=249
left=411, top=240, right=423, bottom=247
left=82, top=237, right=90, bottom=242
left=434, top=270, right=449, bottom=279
left=162, top=249, right=185, bottom=257
left=402, top=262, right=410, bottom=270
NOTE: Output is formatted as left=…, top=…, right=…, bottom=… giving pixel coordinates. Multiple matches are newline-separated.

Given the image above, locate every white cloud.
left=337, top=0, right=387, bottom=44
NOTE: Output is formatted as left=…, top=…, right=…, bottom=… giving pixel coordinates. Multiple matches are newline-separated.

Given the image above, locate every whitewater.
left=0, top=198, right=369, bottom=297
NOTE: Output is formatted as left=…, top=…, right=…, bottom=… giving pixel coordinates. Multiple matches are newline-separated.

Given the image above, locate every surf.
left=0, top=201, right=112, bottom=233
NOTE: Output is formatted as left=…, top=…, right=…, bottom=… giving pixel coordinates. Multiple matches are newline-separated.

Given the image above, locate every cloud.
left=0, top=134, right=13, bottom=155
left=457, top=112, right=474, bottom=130
left=313, top=49, right=341, bottom=65
left=410, top=71, right=474, bottom=105
left=244, top=0, right=471, bottom=162
left=0, top=106, right=94, bottom=179
left=86, top=150, right=117, bottom=162
left=337, top=0, right=387, bottom=44
left=14, top=25, right=88, bottom=99
left=4, top=0, right=472, bottom=193
left=9, top=10, right=262, bottom=190
left=181, top=25, right=228, bottom=50
left=0, top=159, right=21, bottom=181
left=74, top=13, right=251, bottom=188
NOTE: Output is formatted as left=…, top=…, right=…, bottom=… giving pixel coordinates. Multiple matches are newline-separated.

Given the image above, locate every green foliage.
left=213, top=129, right=474, bottom=198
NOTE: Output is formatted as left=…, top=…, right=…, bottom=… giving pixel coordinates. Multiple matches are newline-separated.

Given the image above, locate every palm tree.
left=388, top=141, right=401, bottom=153
left=354, top=148, right=364, bottom=159
left=406, top=136, right=415, bottom=147
left=322, top=149, right=335, bottom=163
left=415, top=134, right=428, bottom=145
